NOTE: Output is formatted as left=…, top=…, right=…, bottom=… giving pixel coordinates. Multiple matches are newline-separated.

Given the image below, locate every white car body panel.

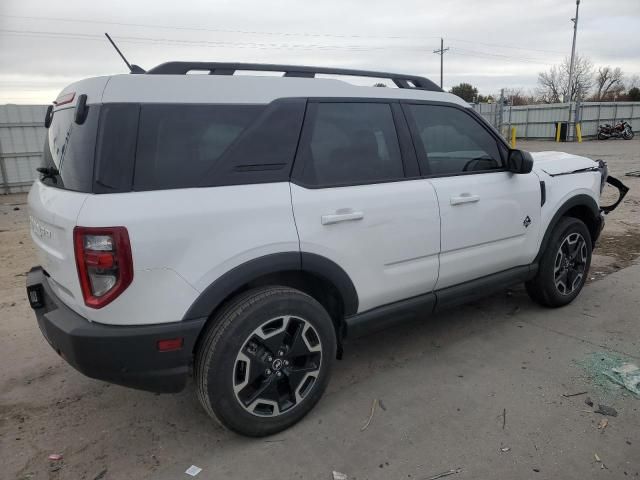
left=27, top=181, right=89, bottom=316
left=431, top=171, right=542, bottom=289
left=291, top=180, right=440, bottom=313
left=76, top=183, right=299, bottom=325
left=101, top=74, right=469, bottom=107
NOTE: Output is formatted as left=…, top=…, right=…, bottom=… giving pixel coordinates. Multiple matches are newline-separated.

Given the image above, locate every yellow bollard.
left=556, top=122, right=561, bottom=142
left=510, top=126, right=516, bottom=148
left=576, top=123, right=582, bottom=143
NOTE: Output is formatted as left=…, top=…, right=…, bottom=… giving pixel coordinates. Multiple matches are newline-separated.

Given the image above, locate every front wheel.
left=623, top=128, right=634, bottom=140
left=597, top=132, right=608, bottom=140
left=526, top=217, right=592, bottom=308
left=195, top=286, right=336, bottom=437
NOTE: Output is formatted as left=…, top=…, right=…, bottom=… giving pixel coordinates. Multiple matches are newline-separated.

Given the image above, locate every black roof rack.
left=145, top=62, right=442, bottom=92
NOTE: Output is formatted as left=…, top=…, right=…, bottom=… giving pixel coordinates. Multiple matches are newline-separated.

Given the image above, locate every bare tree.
left=536, top=55, right=593, bottom=103
left=594, top=66, right=625, bottom=100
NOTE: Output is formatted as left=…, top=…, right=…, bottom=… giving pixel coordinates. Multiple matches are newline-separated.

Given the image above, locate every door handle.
left=321, top=210, right=365, bottom=225
left=450, top=193, right=480, bottom=205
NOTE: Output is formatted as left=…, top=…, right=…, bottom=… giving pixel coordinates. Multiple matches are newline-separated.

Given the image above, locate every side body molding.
left=182, top=252, right=359, bottom=321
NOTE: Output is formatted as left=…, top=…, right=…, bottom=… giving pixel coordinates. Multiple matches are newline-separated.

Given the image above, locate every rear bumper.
left=26, top=267, right=206, bottom=393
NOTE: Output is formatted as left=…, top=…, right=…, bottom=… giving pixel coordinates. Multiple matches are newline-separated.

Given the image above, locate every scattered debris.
left=502, top=408, right=506, bottom=430
left=360, top=399, right=378, bottom=431
left=605, top=363, right=640, bottom=396
left=13, top=206, right=20, bottom=211
left=594, top=404, right=618, bottom=417
left=425, top=468, right=462, bottom=480
left=378, top=399, right=387, bottom=411
left=576, top=352, right=635, bottom=395
left=332, top=471, right=348, bottom=480
left=594, top=453, right=607, bottom=469
left=48, top=454, right=63, bottom=472
left=93, top=469, right=108, bottom=480
left=533, top=468, right=540, bottom=473
left=625, top=170, right=640, bottom=177
left=563, top=391, right=588, bottom=398
left=597, top=418, right=609, bottom=431
left=585, top=396, right=594, bottom=407
left=185, top=465, right=202, bottom=477
left=500, top=447, right=511, bottom=453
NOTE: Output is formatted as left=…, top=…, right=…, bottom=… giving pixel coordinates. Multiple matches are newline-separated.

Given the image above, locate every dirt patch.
left=591, top=228, right=640, bottom=278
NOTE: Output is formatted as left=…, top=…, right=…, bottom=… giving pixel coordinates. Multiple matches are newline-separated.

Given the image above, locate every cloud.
left=1, top=0, right=639, bottom=103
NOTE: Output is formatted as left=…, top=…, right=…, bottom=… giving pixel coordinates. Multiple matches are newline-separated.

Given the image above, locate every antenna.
left=104, top=33, right=145, bottom=74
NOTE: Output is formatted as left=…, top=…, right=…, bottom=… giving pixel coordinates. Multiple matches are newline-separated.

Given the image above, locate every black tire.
left=526, top=217, right=592, bottom=308
left=195, top=286, right=336, bottom=437
left=597, top=132, right=608, bottom=140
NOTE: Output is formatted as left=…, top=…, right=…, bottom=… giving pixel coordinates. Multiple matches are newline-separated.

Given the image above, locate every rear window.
left=42, top=106, right=99, bottom=192
left=133, top=105, right=264, bottom=190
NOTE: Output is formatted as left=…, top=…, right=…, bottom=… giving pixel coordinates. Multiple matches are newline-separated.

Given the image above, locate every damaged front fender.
left=597, top=160, right=630, bottom=214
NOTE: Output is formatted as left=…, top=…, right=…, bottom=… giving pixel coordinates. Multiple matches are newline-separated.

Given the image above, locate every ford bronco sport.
left=26, top=62, right=628, bottom=436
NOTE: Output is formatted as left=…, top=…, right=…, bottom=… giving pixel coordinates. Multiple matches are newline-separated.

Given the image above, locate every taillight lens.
left=73, top=226, right=133, bottom=308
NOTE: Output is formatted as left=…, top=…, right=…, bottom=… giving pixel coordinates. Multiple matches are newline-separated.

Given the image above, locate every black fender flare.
left=534, top=194, right=600, bottom=264
left=182, top=252, right=359, bottom=320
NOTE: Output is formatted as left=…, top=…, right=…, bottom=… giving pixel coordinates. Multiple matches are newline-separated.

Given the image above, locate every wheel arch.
left=535, top=194, right=601, bottom=263
left=185, top=252, right=358, bottom=351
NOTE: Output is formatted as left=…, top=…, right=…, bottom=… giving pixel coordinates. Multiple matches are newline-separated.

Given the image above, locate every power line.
left=0, top=13, right=568, bottom=56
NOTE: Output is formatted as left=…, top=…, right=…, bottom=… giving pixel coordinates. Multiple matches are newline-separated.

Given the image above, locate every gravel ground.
left=0, top=138, right=638, bottom=480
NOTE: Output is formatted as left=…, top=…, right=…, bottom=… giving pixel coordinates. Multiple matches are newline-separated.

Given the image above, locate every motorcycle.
left=597, top=120, right=634, bottom=140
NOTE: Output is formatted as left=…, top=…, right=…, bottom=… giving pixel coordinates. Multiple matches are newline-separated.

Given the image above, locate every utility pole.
left=433, top=38, right=449, bottom=89
left=567, top=0, right=580, bottom=103
left=567, top=0, right=580, bottom=140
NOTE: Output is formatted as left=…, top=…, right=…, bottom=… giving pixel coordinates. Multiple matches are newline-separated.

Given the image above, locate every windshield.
left=42, top=105, right=99, bottom=192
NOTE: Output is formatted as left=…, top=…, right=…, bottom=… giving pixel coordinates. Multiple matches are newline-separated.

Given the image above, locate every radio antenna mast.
left=104, top=33, right=145, bottom=74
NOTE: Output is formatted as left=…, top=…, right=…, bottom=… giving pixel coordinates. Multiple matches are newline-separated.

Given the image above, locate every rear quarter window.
left=133, top=104, right=264, bottom=190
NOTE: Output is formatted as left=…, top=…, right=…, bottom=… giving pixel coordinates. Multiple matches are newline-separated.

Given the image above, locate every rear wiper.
left=36, top=167, right=60, bottom=181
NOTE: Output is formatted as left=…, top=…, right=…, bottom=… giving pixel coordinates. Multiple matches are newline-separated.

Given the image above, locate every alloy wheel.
left=233, top=315, right=322, bottom=417
left=553, top=232, right=588, bottom=295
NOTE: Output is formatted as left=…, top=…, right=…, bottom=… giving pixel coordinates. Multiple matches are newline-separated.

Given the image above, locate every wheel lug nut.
left=267, top=356, right=273, bottom=362
left=283, top=360, right=289, bottom=366
left=265, top=369, right=271, bottom=375
left=278, top=350, right=284, bottom=357
left=276, top=371, right=282, bottom=377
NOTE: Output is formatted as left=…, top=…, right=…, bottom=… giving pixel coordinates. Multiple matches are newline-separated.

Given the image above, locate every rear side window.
left=298, top=103, right=404, bottom=186
left=42, top=106, right=99, bottom=192
left=407, top=104, right=504, bottom=176
left=133, top=105, right=263, bottom=190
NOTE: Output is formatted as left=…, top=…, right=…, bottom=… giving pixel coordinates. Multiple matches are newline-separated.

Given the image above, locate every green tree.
left=449, top=83, right=478, bottom=102
left=628, top=86, right=640, bottom=101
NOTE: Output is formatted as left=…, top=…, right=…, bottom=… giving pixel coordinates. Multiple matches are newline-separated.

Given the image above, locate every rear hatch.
left=28, top=81, right=106, bottom=315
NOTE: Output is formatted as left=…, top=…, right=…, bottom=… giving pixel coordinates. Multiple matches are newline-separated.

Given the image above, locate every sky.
left=1, top=0, right=639, bottom=104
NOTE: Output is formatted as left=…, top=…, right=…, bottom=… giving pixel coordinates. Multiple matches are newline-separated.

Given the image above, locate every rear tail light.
left=73, top=227, right=133, bottom=308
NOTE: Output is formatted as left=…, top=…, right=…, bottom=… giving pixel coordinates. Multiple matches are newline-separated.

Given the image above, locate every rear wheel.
left=526, top=217, right=592, bottom=308
left=195, top=286, right=336, bottom=437
left=623, top=128, right=634, bottom=140
left=597, top=132, right=608, bottom=140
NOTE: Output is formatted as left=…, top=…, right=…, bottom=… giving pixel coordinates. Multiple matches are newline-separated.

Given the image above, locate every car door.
left=290, top=100, right=441, bottom=313
left=403, top=103, right=541, bottom=290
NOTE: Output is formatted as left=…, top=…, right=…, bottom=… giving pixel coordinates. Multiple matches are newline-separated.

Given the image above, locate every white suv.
left=26, top=62, right=627, bottom=437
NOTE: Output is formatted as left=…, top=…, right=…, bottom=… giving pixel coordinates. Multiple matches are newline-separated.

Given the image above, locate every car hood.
left=530, top=151, right=598, bottom=176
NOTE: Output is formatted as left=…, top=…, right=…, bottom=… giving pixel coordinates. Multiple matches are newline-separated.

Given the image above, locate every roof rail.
left=145, top=62, right=442, bottom=91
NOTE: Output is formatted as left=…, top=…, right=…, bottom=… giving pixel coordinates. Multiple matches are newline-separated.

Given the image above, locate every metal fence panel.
left=0, top=104, right=47, bottom=193
left=472, top=101, right=640, bottom=140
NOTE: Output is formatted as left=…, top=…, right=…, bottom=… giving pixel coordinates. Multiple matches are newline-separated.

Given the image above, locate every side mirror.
left=507, top=149, right=533, bottom=174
